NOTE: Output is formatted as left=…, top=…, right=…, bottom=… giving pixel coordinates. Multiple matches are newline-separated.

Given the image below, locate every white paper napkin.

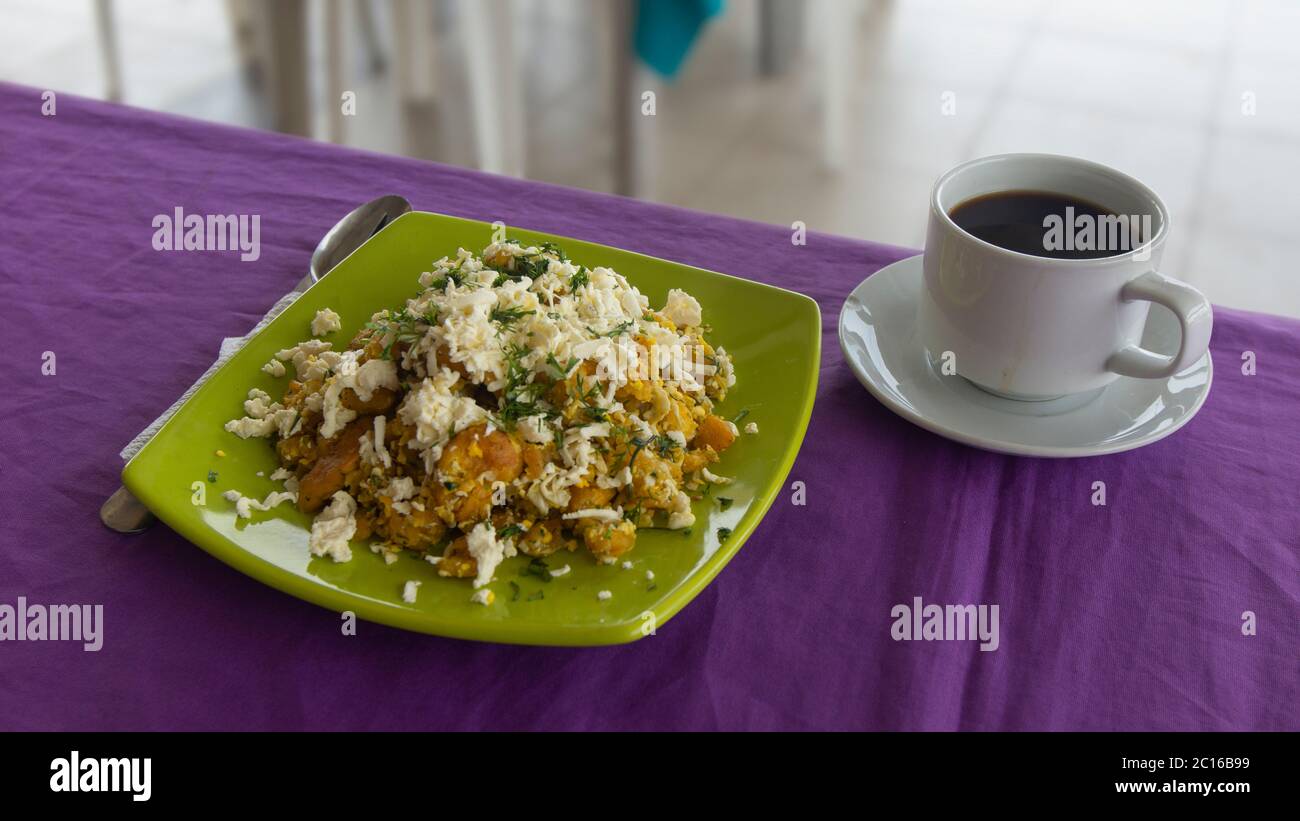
left=119, top=290, right=304, bottom=462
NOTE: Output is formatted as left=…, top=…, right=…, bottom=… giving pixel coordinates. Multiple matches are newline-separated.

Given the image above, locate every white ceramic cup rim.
left=930, top=153, right=1170, bottom=267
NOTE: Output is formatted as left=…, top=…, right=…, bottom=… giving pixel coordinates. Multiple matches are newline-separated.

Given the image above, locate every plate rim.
left=837, top=254, right=1213, bottom=459
left=123, top=211, right=822, bottom=645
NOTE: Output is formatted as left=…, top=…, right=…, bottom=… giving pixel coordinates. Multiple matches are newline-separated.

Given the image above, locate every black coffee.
left=949, top=190, right=1144, bottom=259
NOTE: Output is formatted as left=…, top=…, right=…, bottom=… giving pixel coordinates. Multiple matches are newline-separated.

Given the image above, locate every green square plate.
left=123, top=212, right=820, bottom=645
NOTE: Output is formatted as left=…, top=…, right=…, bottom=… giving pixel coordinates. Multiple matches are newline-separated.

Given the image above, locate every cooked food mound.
left=224, top=240, right=739, bottom=590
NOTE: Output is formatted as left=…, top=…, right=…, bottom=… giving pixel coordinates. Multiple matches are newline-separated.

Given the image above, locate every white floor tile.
left=1008, top=32, right=1219, bottom=127
left=859, top=5, right=1034, bottom=95
left=683, top=135, right=935, bottom=248
left=1215, top=58, right=1300, bottom=141
left=1181, top=226, right=1300, bottom=317
left=1234, top=0, right=1300, bottom=65
left=1041, top=0, right=1234, bottom=58
left=1200, top=131, right=1300, bottom=239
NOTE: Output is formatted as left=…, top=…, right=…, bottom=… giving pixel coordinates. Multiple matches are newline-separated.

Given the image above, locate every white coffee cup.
left=918, top=153, right=1212, bottom=400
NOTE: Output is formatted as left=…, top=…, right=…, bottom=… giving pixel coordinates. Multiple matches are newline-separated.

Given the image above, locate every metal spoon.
left=303, top=194, right=412, bottom=289
left=101, top=194, right=413, bottom=534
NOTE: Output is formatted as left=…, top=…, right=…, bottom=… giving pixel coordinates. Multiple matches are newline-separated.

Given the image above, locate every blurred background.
left=2, top=0, right=1297, bottom=317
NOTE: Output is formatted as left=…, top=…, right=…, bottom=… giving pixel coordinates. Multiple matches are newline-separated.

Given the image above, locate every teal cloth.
left=634, top=0, right=725, bottom=78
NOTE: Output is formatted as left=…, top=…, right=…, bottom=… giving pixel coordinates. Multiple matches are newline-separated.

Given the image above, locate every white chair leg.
left=607, top=0, right=646, bottom=197
left=392, top=0, right=437, bottom=104
left=461, top=0, right=524, bottom=177
left=356, top=0, right=386, bottom=74
left=225, top=0, right=261, bottom=83
left=94, top=0, right=123, bottom=102
left=324, top=0, right=350, bottom=143
left=759, top=0, right=802, bottom=76
left=255, top=0, right=311, bottom=136
left=812, top=0, right=855, bottom=170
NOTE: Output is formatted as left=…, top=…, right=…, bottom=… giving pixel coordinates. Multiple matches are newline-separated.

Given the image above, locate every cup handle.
left=1105, top=271, right=1213, bottom=379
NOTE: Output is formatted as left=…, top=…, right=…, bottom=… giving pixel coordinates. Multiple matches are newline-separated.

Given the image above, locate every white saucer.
left=837, top=255, right=1213, bottom=458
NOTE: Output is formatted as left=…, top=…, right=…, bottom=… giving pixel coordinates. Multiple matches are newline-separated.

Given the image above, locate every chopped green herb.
left=568, top=266, right=589, bottom=291
left=487, top=240, right=566, bottom=283
left=538, top=241, right=567, bottom=261
left=545, top=353, right=578, bottom=379
left=490, top=306, right=535, bottom=328
left=509, top=581, right=521, bottom=602
left=649, top=433, right=679, bottom=458
left=599, top=319, right=635, bottom=338
left=364, top=307, right=425, bottom=360
left=520, top=557, right=552, bottom=583
left=497, top=343, right=552, bottom=427
left=496, top=523, right=524, bottom=540
left=526, top=590, right=545, bottom=602
left=731, top=408, right=751, bottom=425
left=207, top=470, right=218, bottom=483
left=515, top=252, right=557, bottom=280
left=717, top=527, right=733, bottom=542
left=428, top=267, right=468, bottom=290
left=717, top=497, right=734, bottom=511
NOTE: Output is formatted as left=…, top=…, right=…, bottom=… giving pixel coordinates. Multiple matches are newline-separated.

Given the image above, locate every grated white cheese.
left=466, top=521, right=516, bottom=588
left=382, top=476, right=415, bottom=502
left=744, top=421, right=758, bottom=434
left=275, top=339, right=334, bottom=380
left=661, top=288, right=703, bottom=328
left=562, top=508, right=623, bottom=523
left=701, top=467, right=733, bottom=485
left=311, top=308, right=342, bottom=337
left=397, top=368, right=489, bottom=460
left=224, top=389, right=298, bottom=439
left=222, top=488, right=296, bottom=519
left=308, top=491, right=357, bottom=562
left=667, top=490, right=695, bottom=530
left=549, top=564, right=571, bottom=578
left=318, top=351, right=399, bottom=439
left=597, top=590, right=612, bottom=601
left=401, top=580, right=421, bottom=603
left=372, top=415, right=392, bottom=469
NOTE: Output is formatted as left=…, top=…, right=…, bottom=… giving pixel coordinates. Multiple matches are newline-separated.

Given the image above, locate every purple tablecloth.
left=2, top=83, right=1296, bottom=731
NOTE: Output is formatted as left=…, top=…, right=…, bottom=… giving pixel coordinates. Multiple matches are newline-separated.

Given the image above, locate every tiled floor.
left=2, top=0, right=1297, bottom=317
